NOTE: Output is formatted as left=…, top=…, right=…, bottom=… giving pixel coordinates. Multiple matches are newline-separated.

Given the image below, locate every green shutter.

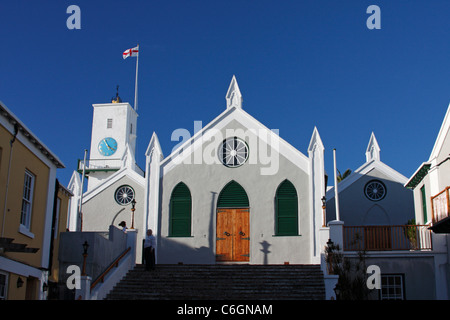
left=170, top=182, right=191, bottom=237
left=217, top=181, right=249, bottom=208
left=421, top=186, right=428, bottom=222
left=275, top=180, right=298, bottom=235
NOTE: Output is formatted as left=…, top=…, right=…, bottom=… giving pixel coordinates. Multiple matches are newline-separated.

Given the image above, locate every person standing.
left=118, top=221, right=127, bottom=233
left=144, top=229, right=156, bottom=270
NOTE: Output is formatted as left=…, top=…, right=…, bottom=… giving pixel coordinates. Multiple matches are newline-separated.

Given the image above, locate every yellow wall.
left=0, top=124, right=50, bottom=268
left=6, top=273, right=26, bottom=300
left=48, top=186, right=71, bottom=283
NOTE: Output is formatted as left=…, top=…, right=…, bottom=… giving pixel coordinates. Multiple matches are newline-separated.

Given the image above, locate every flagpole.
left=333, top=148, right=340, bottom=221
left=134, top=44, right=139, bottom=111
left=79, top=149, right=88, bottom=231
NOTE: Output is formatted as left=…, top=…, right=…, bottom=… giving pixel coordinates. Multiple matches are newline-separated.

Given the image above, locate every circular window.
left=219, top=137, right=249, bottom=168
left=364, top=180, right=386, bottom=201
left=114, top=185, right=135, bottom=205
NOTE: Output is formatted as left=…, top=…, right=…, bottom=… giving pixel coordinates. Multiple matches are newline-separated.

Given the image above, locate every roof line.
left=0, top=101, right=65, bottom=168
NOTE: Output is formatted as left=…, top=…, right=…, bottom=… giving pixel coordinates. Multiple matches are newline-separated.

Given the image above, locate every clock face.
left=98, top=137, right=118, bottom=156
left=219, top=137, right=249, bottom=167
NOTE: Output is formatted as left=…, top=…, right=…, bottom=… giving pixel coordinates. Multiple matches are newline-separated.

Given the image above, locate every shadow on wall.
left=157, top=235, right=274, bottom=264
left=156, top=191, right=275, bottom=264
left=157, top=191, right=217, bottom=264
left=260, top=240, right=271, bottom=265
left=325, top=170, right=414, bottom=226
left=58, top=225, right=128, bottom=284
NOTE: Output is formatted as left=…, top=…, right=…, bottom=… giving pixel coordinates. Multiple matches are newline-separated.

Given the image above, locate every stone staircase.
left=105, top=264, right=326, bottom=300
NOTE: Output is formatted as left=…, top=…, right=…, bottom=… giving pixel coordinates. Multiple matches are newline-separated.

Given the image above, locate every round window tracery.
left=114, top=185, right=135, bottom=205
left=364, top=180, right=386, bottom=201
left=219, top=137, right=249, bottom=168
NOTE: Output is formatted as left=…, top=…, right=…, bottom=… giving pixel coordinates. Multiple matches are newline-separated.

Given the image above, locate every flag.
left=123, top=46, right=139, bottom=59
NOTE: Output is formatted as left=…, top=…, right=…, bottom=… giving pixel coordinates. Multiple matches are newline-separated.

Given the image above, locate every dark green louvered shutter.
left=420, top=186, right=427, bottom=223
left=217, top=181, right=249, bottom=208
left=275, top=180, right=298, bottom=235
left=170, top=182, right=191, bottom=236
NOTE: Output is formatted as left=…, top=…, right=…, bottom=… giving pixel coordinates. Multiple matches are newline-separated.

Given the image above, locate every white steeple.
left=366, top=132, right=381, bottom=162
left=226, top=75, right=243, bottom=109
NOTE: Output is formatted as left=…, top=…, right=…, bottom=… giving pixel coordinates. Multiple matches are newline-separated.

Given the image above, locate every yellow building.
left=0, top=101, right=69, bottom=300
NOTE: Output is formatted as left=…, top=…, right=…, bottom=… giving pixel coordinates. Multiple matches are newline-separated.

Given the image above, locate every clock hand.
left=104, top=139, right=113, bottom=150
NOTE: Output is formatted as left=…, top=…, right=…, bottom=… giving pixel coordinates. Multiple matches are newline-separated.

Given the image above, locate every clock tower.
left=80, top=91, right=138, bottom=191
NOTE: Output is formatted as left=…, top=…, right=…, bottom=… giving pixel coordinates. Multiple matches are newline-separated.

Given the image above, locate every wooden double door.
left=216, top=208, right=250, bottom=262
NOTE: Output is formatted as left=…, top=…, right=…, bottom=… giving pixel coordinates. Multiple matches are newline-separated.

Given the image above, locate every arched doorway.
left=216, top=181, right=250, bottom=262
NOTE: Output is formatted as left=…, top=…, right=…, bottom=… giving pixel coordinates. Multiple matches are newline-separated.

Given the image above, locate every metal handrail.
left=90, top=247, right=131, bottom=290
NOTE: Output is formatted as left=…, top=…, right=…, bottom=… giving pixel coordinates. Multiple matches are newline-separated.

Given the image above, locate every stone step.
left=105, top=264, right=325, bottom=300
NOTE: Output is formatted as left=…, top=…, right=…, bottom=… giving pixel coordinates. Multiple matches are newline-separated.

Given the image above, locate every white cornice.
left=326, top=159, right=409, bottom=200
left=429, top=102, right=450, bottom=162
left=82, top=166, right=145, bottom=203
left=0, top=100, right=65, bottom=168
left=159, top=106, right=310, bottom=175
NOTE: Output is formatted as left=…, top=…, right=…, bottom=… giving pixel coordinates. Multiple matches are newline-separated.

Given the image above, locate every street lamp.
left=326, top=239, right=334, bottom=275
left=321, top=196, right=327, bottom=227
left=130, top=199, right=136, bottom=229
left=81, top=241, right=89, bottom=276
left=17, top=277, right=24, bottom=288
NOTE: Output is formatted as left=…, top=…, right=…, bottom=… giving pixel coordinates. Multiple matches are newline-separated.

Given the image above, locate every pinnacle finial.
left=226, top=75, right=243, bottom=109
left=365, top=132, right=381, bottom=162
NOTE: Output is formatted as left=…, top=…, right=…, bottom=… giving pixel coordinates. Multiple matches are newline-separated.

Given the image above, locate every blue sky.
left=1, top=0, right=449, bottom=187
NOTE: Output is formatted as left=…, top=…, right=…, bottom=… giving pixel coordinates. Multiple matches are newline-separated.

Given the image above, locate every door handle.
left=239, top=231, right=245, bottom=236
left=224, top=231, right=230, bottom=236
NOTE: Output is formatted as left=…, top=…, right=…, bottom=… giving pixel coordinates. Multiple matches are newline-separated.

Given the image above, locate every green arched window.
left=217, top=181, right=249, bottom=208
left=275, top=180, right=298, bottom=236
left=169, top=182, right=192, bottom=237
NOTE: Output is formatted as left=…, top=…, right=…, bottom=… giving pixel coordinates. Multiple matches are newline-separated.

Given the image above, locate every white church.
left=67, top=76, right=330, bottom=265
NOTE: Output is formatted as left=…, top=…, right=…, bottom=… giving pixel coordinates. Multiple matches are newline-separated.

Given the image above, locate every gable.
left=160, top=107, right=310, bottom=175
left=429, top=103, right=450, bottom=162
left=326, top=166, right=414, bottom=225
left=81, top=174, right=145, bottom=232
left=82, top=166, right=145, bottom=203
left=83, top=174, right=143, bottom=206
left=326, top=160, right=409, bottom=201
left=435, top=128, right=450, bottom=163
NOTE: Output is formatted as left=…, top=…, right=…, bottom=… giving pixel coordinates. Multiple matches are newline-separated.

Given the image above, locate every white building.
left=68, top=94, right=145, bottom=262
left=66, top=76, right=450, bottom=300
left=326, top=132, right=415, bottom=228
left=405, top=102, right=450, bottom=299
left=68, top=76, right=329, bottom=266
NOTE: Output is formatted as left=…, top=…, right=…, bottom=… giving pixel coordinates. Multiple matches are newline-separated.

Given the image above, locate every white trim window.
left=380, top=274, right=405, bottom=300
left=20, top=170, right=35, bottom=230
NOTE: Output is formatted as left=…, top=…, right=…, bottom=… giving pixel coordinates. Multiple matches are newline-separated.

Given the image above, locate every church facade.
left=326, top=132, right=415, bottom=227
left=68, top=76, right=328, bottom=265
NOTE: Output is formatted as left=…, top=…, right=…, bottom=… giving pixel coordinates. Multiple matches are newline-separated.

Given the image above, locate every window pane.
left=20, top=171, right=35, bottom=229
left=381, top=275, right=404, bottom=300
